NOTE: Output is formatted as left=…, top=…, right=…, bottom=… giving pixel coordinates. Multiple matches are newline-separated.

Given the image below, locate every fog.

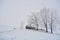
left=0, top=0, right=60, bottom=27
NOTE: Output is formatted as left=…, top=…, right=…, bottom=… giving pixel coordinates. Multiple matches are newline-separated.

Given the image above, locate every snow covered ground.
left=0, top=0, right=60, bottom=40
left=0, top=26, right=60, bottom=40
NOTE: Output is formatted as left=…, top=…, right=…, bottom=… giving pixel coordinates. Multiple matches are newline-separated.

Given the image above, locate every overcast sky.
left=0, top=0, right=60, bottom=27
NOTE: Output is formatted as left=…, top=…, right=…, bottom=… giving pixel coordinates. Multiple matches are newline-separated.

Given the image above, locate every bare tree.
left=28, top=12, right=40, bottom=30
left=39, top=8, right=49, bottom=32
left=49, top=10, right=56, bottom=33
left=28, top=8, right=57, bottom=33
left=40, top=8, right=57, bottom=33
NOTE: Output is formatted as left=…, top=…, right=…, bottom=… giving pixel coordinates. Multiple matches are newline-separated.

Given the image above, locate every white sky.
left=0, top=0, right=60, bottom=27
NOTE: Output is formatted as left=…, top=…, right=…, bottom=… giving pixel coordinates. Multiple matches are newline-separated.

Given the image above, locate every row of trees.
left=27, top=8, right=57, bottom=33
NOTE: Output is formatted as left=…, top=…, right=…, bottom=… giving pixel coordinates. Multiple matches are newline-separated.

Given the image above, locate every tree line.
left=26, top=8, right=58, bottom=34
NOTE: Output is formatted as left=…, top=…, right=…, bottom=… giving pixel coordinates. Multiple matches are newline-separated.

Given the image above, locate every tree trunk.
left=45, top=24, right=48, bottom=32
left=51, top=26, right=53, bottom=33
left=50, top=15, right=53, bottom=34
left=36, top=24, right=38, bottom=31
left=51, top=20, right=53, bottom=33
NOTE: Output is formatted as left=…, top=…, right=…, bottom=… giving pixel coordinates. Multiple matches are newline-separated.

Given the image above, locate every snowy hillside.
left=0, top=0, right=60, bottom=40
left=0, top=27, right=60, bottom=40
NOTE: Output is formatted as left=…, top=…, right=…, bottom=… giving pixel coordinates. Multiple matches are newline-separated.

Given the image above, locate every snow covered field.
left=0, top=26, right=60, bottom=40
left=0, top=0, right=60, bottom=40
